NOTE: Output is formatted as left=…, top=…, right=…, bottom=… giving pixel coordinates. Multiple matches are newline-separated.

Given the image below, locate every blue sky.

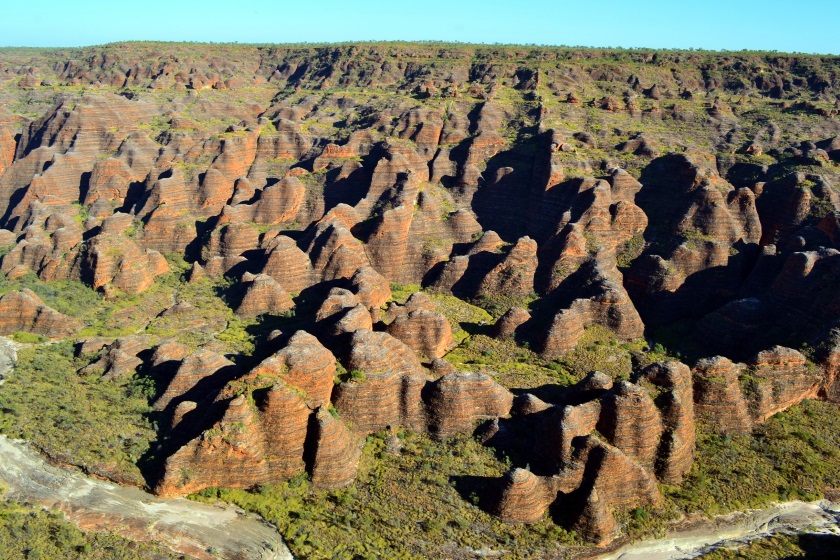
left=2, top=0, right=839, bottom=54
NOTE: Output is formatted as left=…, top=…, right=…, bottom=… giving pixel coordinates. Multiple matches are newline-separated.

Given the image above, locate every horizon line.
left=0, top=40, right=837, bottom=57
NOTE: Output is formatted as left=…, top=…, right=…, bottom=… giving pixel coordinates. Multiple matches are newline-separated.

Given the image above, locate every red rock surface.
left=542, top=270, right=644, bottom=357
left=4, top=46, right=840, bottom=548
left=156, top=380, right=312, bottom=497
left=333, top=329, right=429, bottom=433
left=315, top=287, right=359, bottom=322
left=476, top=236, right=538, bottom=297
left=597, top=381, right=664, bottom=472
left=424, top=371, right=514, bottom=438
left=639, top=361, right=695, bottom=484
left=235, top=272, right=294, bottom=318
left=568, top=437, right=662, bottom=545
left=383, top=291, right=437, bottom=323
left=309, top=408, right=364, bottom=490
left=261, top=235, right=314, bottom=294
left=545, top=400, right=603, bottom=467
left=745, top=346, right=822, bottom=422
left=156, top=395, right=270, bottom=497
left=0, top=289, right=82, bottom=337
left=493, top=307, right=531, bottom=338
left=349, top=266, right=391, bottom=310
left=249, top=330, right=336, bottom=407
left=81, top=336, right=151, bottom=380
left=488, top=435, right=662, bottom=544
left=692, top=357, right=753, bottom=434
left=307, top=221, right=370, bottom=282
left=82, top=232, right=169, bottom=294
left=490, top=468, right=554, bottom=524
left=386, top=308, right=455, bottom=360
left=154, top=349, right=236, bottom=411
left=329, top=303, right=374, bottom=336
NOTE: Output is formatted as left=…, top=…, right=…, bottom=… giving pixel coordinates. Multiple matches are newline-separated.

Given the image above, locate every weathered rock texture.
left=155, top=332, right=350, bottom=496
left=332, top=329, right=429, bottom=432
left=3, top=44, right=840, bottom=548
left=692, top=348, right=822, bottom=433
left=424, top=371, right=514, bottom=438
left=386, top=308, right=455, bottom=360
left=235, top=272, right=294, bottom=318
left=692, top=356, right=755, bottom=433
left=480, top=363, right=689, bottom=542
left=0, top=289, right=82, bottom=337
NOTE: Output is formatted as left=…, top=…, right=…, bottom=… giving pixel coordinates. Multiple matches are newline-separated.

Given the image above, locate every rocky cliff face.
left=2, top=43, right=840, bottom=546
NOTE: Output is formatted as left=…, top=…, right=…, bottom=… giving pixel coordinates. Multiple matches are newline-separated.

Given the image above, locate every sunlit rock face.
left=3, top=44, right=840, bottom=547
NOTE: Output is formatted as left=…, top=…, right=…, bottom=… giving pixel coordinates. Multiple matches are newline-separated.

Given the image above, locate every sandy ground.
left=0, top=436, right=292, bottom=560
left=600, top=499, right=840, bottom=559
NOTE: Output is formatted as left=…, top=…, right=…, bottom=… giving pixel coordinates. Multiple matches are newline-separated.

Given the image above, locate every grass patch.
left=617, top=234, right=646, bottom=268
left=614, top=503, right=679, bottom=541
left=144, top=276, right=259, bottom=354
left=387, top=287, right=493, bottom=345
left=443, top=324, right=654, bottom=390
left=0, top=269, right=258, bottom=353
left=550, top=325, right=648, bottom=384
left=667, top=400, right=840, bottom=515
left=388, top=283, right=422, bottom=304
left=469, top=293, right=539, bottom=319
left=145, top=278, right=227, bottom=329
left=444, top=334, right=564, bottom=389
left=0, top=494, right=179, bottom=559
left=10, top=331, right=45, bottom=344
left=0, top=273, right=103, bottom=325
left=0, top=342, right=157, bottom=485
left=428, top=293, right=492, bottom=345
left=0, top=271, right=177, bottom=339
left=696, top=534, right=806, bottom=559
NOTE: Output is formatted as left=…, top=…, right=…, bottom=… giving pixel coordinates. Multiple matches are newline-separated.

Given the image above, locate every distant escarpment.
left=1, top=43, right=840, bottom=545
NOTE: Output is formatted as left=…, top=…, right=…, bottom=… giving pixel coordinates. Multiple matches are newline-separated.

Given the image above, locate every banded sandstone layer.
left=1, top=42, right=840, bottom=557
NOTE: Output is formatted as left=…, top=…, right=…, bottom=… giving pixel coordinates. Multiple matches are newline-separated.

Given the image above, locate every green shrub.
left=0, top=496, right=177, bottom=559
left=388, top=283, right=422, bottom=304
left=10, top=331, right=45, bottom=344
left=0, top=342, right=157, bottom=486
left=667, top=400, right=840, bottom=516
left=190, top=432, right=578, bottom=559
left=696, top=534, right=807, bottom=559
